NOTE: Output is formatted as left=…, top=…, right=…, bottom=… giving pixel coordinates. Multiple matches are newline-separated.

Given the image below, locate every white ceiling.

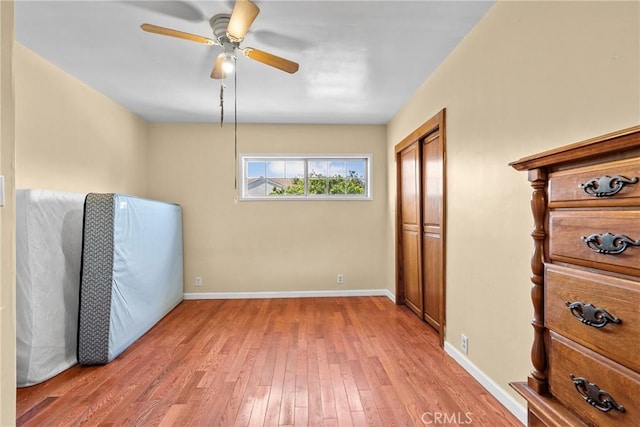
left=15, top=0, right=494, bottom=124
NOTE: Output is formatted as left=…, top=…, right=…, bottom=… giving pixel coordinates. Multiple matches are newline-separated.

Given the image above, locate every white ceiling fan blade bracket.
left=226, top=32, right=243, bottom=43
left=223, top=41, right=240, bottom=56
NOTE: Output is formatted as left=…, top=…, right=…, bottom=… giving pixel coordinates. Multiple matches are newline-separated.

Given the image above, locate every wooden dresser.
left=509, top=126, right=640, bottom=426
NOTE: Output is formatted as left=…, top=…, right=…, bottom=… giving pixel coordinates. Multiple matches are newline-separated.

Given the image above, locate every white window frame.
left=240, top=154, right=373, bottom=201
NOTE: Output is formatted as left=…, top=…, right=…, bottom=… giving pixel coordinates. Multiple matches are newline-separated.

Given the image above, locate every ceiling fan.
left=140, top=0, right=299, bottom=79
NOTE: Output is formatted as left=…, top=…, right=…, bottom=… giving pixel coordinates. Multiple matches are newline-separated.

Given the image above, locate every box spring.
left=78, top=193, right=183, bottom=365
left=16, top=189, right=86, bottom=387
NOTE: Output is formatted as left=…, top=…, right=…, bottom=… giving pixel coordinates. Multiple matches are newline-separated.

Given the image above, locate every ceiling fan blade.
left=243, top=48, right=299, bottom=74
left=211, top=55, right=226, bottom=79
left=141, top=23, right=216, bottom=45
left=226, top=0, right=260, bottom=42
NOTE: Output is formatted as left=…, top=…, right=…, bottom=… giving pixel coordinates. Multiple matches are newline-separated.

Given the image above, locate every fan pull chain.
left=219, top=82, right=225, bottom=127
left=234, top=64, right=239, bottom=203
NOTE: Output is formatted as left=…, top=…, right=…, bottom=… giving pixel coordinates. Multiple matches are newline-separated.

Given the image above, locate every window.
left=241, top=155, right=372, bottom=200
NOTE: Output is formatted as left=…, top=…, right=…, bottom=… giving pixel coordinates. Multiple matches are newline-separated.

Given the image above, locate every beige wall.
left=3, top=42, right=149, bottom=424
left=147, top=123, right=388, bottom=294
left=387, top=0, right=640, bottom=405
left=15, top=44, right=148, bottom=195
left=0, top=2, right=16, bottom=424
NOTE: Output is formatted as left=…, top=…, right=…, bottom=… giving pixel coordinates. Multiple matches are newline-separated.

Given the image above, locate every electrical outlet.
left=336, top=274, right=344, bottom=284
left=195, top=276, right=202, bottom=287
left=461, top=334, right=469, bottom=355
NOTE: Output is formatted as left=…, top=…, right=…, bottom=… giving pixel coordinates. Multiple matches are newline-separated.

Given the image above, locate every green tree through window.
left=243, top=156, right=371, bottom=199
left=271, top=170, right=365, bottom=196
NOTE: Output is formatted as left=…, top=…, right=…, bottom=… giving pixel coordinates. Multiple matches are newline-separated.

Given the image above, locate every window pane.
left=265, top=160, right=285, bottom=196
left=308, top=160, right=328, bottom=178
left=328, top=160, right=347, bottom=177
left=242, top=156, right=370, bottom=199
left=346, top=159, right=366, bottom=195
left=266, top=160, right=285, bottom=178
left=309, top=177, right=328, bottom=195
left=347, top=160, right=366, bottom=179
left=264, top=160, right=306, bottom=196
left=346, top=179, right=365, bottom=194
left=282, top=160, right=305, bottom=195
left=246, top=160, right=267, bottom=197
left=328, top=177, right=347, bottom=195
left=247, top=161, right=266, bottom=178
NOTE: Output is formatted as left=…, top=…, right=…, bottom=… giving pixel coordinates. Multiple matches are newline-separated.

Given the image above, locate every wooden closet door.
left=398, top=142, right=423, bottom=316
left=395, top=108, right=446, bottom=347
left=422, top=131, right=444, bottom=332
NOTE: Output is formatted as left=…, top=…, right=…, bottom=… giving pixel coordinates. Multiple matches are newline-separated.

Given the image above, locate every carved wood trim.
left=509, top=125, right=640, bottom=171
left=528, top=168, right=548, bottom=394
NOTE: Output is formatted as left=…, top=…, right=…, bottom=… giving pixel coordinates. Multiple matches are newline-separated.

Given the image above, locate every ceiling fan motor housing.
left=210, top=14, right=239, bottom=56
left=211, top=14, right=230, bottom=41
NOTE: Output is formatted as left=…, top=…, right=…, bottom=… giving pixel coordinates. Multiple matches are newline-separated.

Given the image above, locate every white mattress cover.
left=16, top=189, right=86, bottom=387
left=107, top=194, right=183, bottom=361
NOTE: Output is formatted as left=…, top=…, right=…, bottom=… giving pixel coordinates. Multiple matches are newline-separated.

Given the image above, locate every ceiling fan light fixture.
left=219, top=52, right=236, bottom=74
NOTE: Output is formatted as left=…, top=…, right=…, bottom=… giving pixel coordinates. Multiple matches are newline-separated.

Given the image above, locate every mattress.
left=16, top=189, right=86, bottom=387
left=78, top=193, right=184, bottom=365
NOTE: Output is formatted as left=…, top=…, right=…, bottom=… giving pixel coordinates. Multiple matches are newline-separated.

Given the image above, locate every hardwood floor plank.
left=157, top=404, right=187, bottom=427
left=357, top=389, right=385, bottom=427
left=293, top=405, right=308, bottom=426
left=227, top=348, right=260, bottom=426
left=16, top=297, right=522, bottom=426
left=278, top=343, right=297, bottom=425
left=305, top=335, right=323, bottom=427
left=16, top=396, right=58, bottom=426
left=339, top=362, right=363, bottom=412
left=175, top=371, right=206, bottom=404
left=263, top=334, right=288, bottom=425
left=322, top=418, right=339, bottom=427
left=247, top=385, right=270, bottom=427
left=203, top=381, right=239, bottom=426
left=294, top=374, right=308, bottom=410
left=350, top=410, right=368, bottom=427
left=329, top=363, right=353, bottom=427
left=318, top=378, right=337, bottom=421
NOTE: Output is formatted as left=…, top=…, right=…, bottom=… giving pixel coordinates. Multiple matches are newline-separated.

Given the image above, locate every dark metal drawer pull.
left=565, top=301, right=621, bottom=328
left=569, top=375, right=625, bottom=413
left=580, top=175, right=638, bottom=197
left=581, top=232, right=640, bottom=255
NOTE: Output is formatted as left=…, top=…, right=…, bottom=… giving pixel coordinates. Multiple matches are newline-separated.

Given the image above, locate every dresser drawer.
left=549, top=210, right=640, bottom=276
left=549, top=157, right=640, bottom=206
left=545, top=264, right=640, bottom=372
left=549, top=332, right=640, bottom=426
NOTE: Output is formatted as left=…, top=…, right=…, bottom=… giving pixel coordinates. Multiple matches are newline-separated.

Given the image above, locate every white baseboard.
left=444, top=342, right=527, bottom=425
left=184, top=288, right=396, bottom=302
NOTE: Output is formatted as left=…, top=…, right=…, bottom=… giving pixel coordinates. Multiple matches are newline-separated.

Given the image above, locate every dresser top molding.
left=510, top=125, right=640, bottom=171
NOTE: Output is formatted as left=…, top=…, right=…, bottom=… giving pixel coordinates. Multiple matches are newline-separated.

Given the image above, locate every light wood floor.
left=17, top=297, right=521, bottom=426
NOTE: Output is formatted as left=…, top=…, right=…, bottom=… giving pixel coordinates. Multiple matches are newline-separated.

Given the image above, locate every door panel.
left=423, top=133, right=443, bottom=227
left=402, top=229, right=422, bottom=316
left=422, top=131, right=445, bottom=334
left=423, top=233, right=443, bottom=329
left=401, top=144, right=420, bottom=225
left=399, top=143, right=422, bottom=316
